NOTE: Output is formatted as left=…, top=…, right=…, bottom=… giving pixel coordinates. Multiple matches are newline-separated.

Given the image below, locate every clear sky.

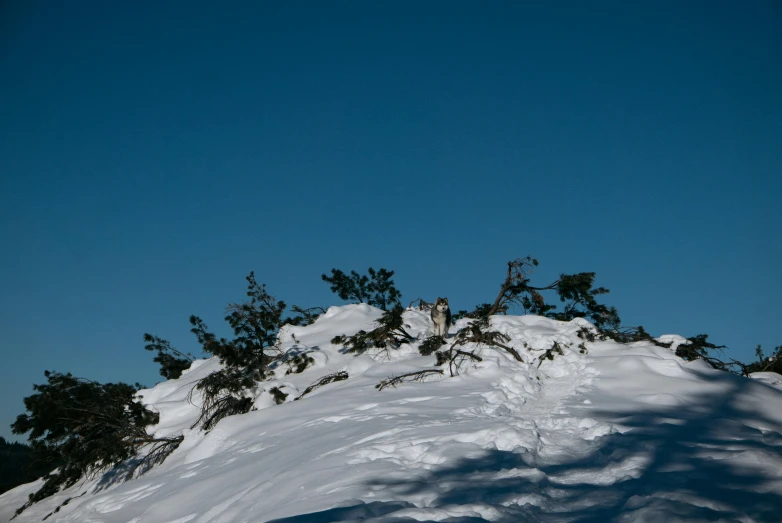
left=1, top=1, right=780, bottom=443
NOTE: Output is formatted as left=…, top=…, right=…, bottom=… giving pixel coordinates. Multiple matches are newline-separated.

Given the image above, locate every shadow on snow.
left=269, top=369, right=782, bottom=522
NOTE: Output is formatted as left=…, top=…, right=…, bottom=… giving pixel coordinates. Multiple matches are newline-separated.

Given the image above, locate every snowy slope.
left=2, top=305, right=782, bottom=523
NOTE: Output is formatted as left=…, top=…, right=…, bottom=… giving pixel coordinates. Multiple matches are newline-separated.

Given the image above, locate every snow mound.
left=750, top=371, right=782, bottom=391
left=2, top=305, right=782, bottom=523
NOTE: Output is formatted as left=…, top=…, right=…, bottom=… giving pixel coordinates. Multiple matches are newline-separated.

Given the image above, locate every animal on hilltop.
left=431, top=297, right=452, bottom=338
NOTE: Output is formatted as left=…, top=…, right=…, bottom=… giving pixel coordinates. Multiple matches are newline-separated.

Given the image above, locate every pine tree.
left=0, top=437, right=54, bottom=496
left=675, top=334, right=728, bottom=369
left=321, top=267, right=401, bottom=310
left=549, top=272, right=621, bottom=331
left=11, top=372, right=181, bottom=515
left=143, top=334, right=195, bottom=380
left=188, top=272, right=290, bottom=430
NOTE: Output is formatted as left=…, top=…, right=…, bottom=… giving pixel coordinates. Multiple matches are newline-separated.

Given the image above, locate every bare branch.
left=295, top=371, right=349, bottom=400
left=376, top=369, right=445, bottom=391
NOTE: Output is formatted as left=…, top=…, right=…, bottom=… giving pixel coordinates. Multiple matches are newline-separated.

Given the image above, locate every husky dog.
left=431, top=297, right=452, bottom=338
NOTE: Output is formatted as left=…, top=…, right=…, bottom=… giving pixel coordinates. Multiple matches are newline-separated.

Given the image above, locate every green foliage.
left=11, top=371, right=180, bottom=515
left=434, top=351, right=451, bottom=366
left=188, top=369, right=255, bottom=431
left=549, top=272, right=621, bottom=331
left=419, top=335, right=446, bottom=356
left=0, top=437, right=54, bottom=496
left=451, top=317, right=512, bottom=352
left=224, top=272, right=287, bottom=369
left=470, top=258, right=626, bottom=343
left=537, top=342, right=566, bottom=368
left=675, top=334, right=731, bottom=370
left=485, top=257, right=547, bottom=317
left=332, top=305, right=415, bottom=353
left=283, top=352, right=316, bottom=375
left=576, top=326, right=599, bottom=343
left=675, top=334, right=725, bottom=361
left=151, top=272, right=320, bottom=432
left=691, top=342, right=782, bottom=377
left=321, top=267, right=401, bottom=310
left=746, top=345, right=782, bottom=374
left=439, top=317, right=518, bottom=376
left=451, top=257, right=627, bottom=369
left=143, top=334, right=194, bottom=380
left=189, top=271, right=287, bottom=376
left=269, top=387, right=289, bottom=405
left=598, top=325, right=673, bottom=347
left=21, top=256, right=778, bottom=515
left=189, top=315, right=268, bottom=387
left=16, top=256, right=775, bottom=518
left=187, top=272, right=290, bottom=430
left=452, top=303, right=494, bottom=321
left=284, top=305, right=326, bottom=327
left=477, top=258, right=622, bottom=332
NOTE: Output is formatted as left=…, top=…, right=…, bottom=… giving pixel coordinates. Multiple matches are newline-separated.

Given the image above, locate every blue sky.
left=1, top=1, right=780, bottom=442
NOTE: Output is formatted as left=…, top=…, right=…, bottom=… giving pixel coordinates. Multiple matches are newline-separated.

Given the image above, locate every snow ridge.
left=2, top=305, right=781, bottom=523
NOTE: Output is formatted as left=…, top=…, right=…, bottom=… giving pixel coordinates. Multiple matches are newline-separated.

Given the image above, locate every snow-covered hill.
left=2, top=305, right=782, bottom=522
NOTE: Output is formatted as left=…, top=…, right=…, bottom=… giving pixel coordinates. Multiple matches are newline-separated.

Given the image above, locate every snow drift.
left=2, top=304, right=781, bottom=522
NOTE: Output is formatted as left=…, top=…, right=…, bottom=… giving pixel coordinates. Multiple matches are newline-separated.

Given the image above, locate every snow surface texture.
left=3, top=304, right=782, bottom=522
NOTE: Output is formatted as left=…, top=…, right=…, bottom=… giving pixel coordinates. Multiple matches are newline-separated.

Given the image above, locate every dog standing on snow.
left=431, top=297, right=452, bottom=338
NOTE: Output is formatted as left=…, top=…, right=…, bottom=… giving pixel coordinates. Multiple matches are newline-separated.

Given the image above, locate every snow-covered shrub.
left=332, top=305, right=415, bottom=353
